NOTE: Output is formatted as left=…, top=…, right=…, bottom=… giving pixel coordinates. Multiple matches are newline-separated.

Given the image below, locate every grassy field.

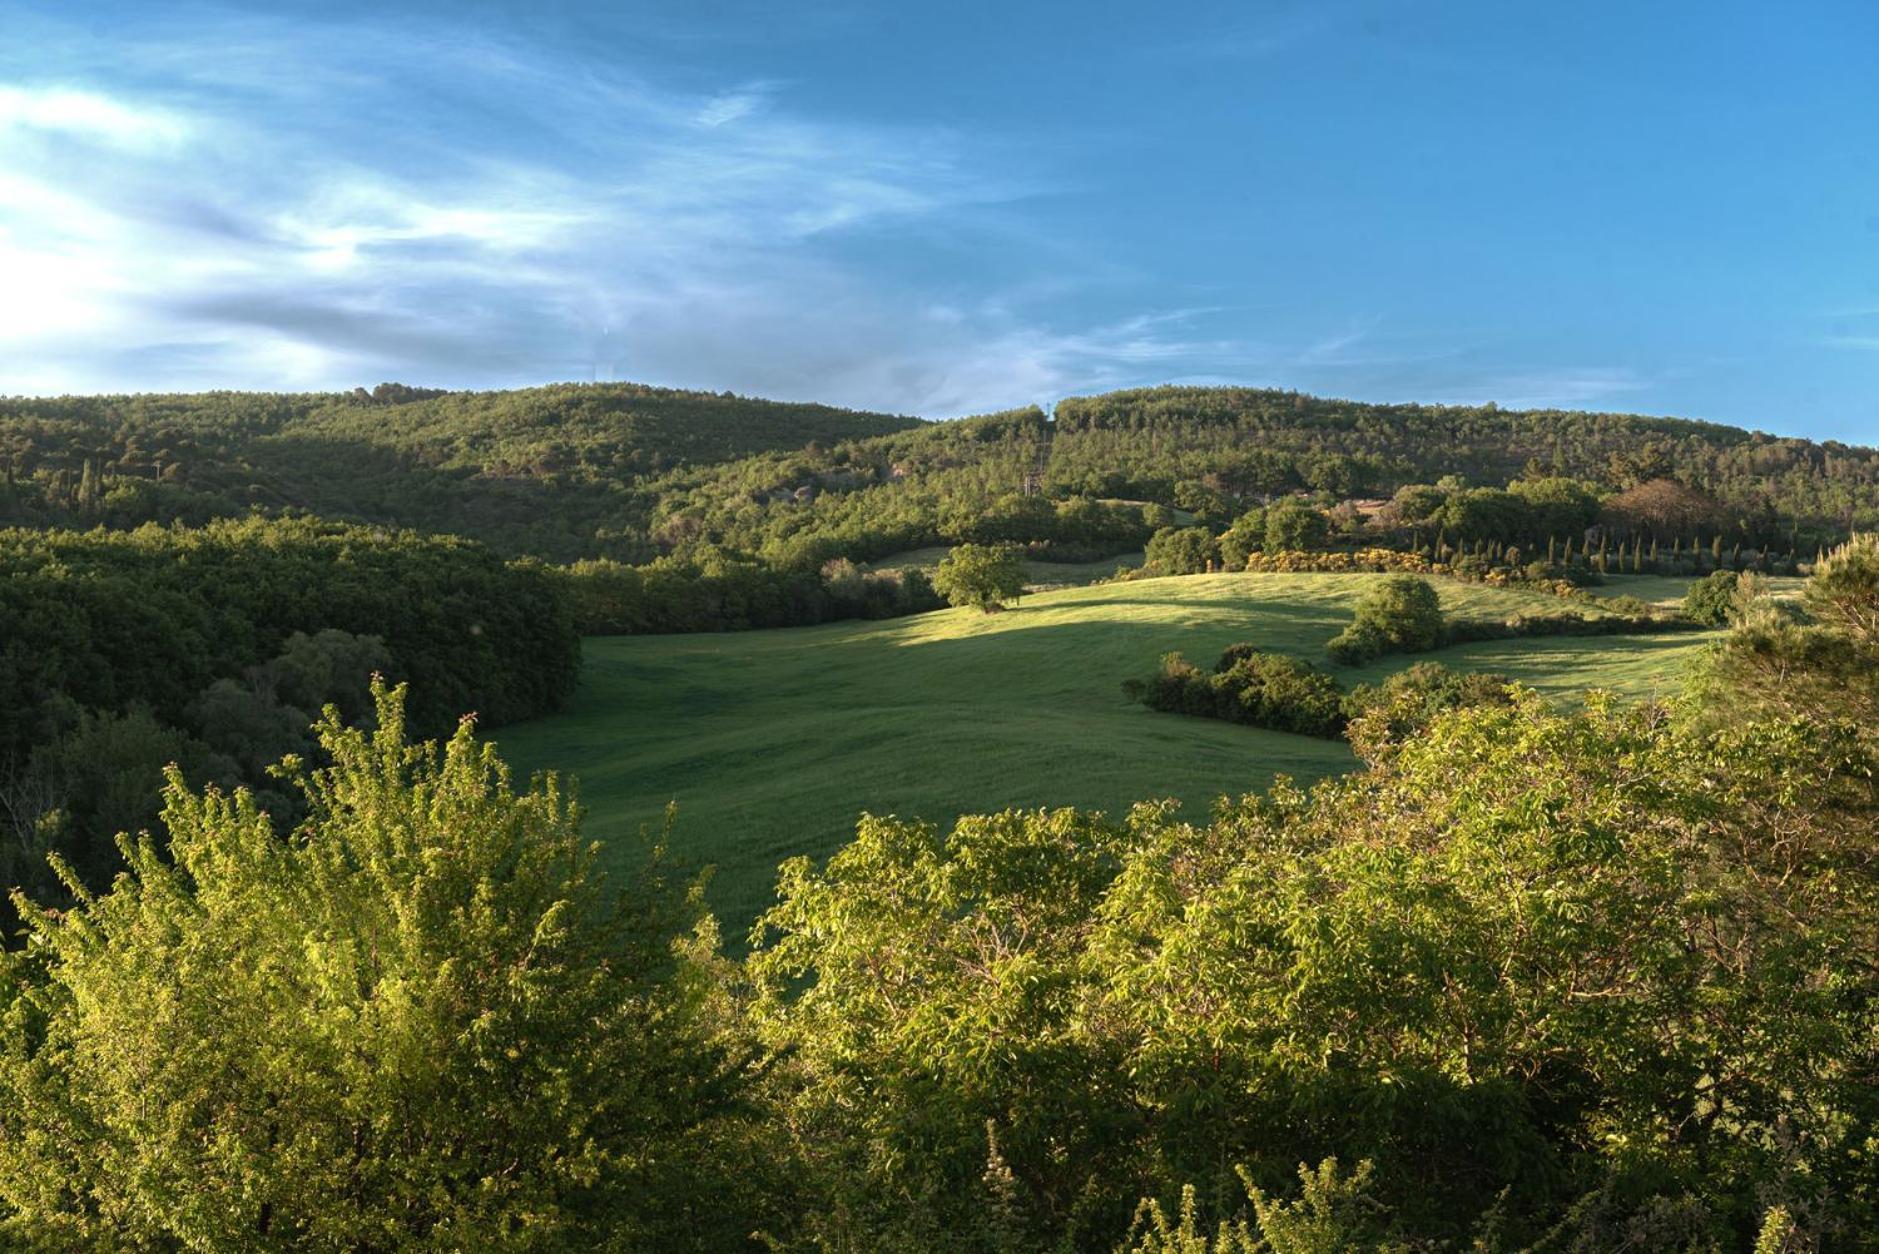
left=496, top=571, right=1717, bottom=936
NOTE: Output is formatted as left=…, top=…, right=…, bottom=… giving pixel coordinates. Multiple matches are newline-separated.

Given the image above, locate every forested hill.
left=4, top=380, right=1877, bottom=567
left=1050, top=386, right=1879, bottom=526
left=0, top=382, right=924, bottom=559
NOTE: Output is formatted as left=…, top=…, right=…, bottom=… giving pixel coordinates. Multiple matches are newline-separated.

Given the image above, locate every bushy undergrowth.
left=1131, top=647, right=1513, bottom=745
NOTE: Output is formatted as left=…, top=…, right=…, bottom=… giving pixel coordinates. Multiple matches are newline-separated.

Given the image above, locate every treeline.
left=557, top=553, right=941, bottom=634
left=1054, top=386, right=1879, bottom=544
left=1143, top=480, right=1811, bottom=586
left=0, top=517, right=578, bottom=905
left=9, top=382, right=1871, bottom=588
left=0, top=540, right=1871, bottom=1248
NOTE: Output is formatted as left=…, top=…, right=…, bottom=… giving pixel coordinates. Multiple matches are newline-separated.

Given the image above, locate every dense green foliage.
left=750, top=691, right=1876, bottom=1248
left=0, top=551, right=1867, bottom=1247
left=1135, top=647, right=1351, bottom=737
left=0, top=518, right=577, bottom=904
left=1053, top=386, right=1879, bottom=546
left=0, top=518, right=574, bottom=748
left=933, top=542, right=1029, bottom=611
left=0, top=383, right=923, bottom=560
left=1325, top=575, right=1444, bottom=664
left=1687, top=534, right=1879, bottom=732
left=555, top=553, right=940, bottom=634
left=1134, top=647, right=1513, bottom=744
left=1683, top=569, right=1743, bottom=625
left=1143, top=525, right=1219, bottom=575
left=0, top=684, right=770, bottom=1249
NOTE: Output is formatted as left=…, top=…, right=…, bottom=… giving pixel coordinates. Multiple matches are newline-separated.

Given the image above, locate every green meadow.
left=496, top=571, right=1718, bottom=934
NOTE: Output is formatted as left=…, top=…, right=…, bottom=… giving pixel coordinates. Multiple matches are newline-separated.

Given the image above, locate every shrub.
left=1343, top=662, right=1513, bottom=760
left=1325, top=621, right=1388, bottom=665
left=1803, top=531, right=1879, bottom=645
left=752, top=698, right=1879, bottom=1246
left=1682, top=569, right=1740, bottom=625
left=1134, top=644, right=1346, bottom=738
left=1327, top=576, right=1442, bottom=664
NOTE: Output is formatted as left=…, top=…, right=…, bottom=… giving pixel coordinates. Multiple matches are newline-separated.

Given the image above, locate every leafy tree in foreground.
left=932, top=542, right=1027, bottom=612
left=750, top=692, right=1877, bottom=1249
left=0, top=683, right=770, bottom=1250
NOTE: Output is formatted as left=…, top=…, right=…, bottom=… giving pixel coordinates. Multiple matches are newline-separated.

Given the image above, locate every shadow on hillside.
left=246, top=433, right=626, bottom=561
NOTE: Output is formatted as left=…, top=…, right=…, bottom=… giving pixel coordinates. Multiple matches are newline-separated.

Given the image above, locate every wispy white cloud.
left=0, top=9, right=1450, bottom=416
left=0, top=83, right=191, bottom=147
left=694, top=85, right=770, bottom=128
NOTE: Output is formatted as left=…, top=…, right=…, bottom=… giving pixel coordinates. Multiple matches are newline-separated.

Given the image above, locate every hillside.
left=7, top=383, right=1875, bottom=574
left=639, top=388, right=1879, bottom=578
left=0, top=382, right=925, bottom=559
left=495, top=569, right=1720, bottom=933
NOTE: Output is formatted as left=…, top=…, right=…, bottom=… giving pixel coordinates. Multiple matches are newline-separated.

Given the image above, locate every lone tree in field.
left=1327, top=575, right=1444, bottom=664
left=933, top=543, right=1027, bottom=612
left=0, top=682, right=764, bottom=1249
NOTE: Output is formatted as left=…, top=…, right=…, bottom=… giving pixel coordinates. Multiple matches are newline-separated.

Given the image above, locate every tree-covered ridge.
left=640, top=388, right=1879, bottom=576
left=1053, top=385, right=1876, bottom=514
left=9, top=382, right=1876, bottom=577
left=0, top=382, right=925, bottom=559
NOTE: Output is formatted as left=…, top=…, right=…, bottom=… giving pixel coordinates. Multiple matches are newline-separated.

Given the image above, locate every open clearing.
left=497, top=571, right=1716, bottom=935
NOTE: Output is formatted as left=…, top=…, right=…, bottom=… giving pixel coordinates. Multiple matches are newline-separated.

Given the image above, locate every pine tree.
left=77, top=458, right=101, bottom=514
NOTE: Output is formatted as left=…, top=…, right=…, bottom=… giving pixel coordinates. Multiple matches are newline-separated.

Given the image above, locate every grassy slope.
left=496, top=572, right=1716, bottom=935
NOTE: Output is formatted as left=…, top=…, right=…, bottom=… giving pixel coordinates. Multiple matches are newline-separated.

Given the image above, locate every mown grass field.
left=497, top=571, right=1718, bottom=935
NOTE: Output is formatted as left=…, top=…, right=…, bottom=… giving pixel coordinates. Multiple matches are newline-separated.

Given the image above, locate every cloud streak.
left=0, top=13, right=1111, bottom=409
left=0, top=7, right=1649, bottom=422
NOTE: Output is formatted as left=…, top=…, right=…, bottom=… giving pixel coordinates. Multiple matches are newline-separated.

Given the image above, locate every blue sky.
left=1, top=1, right=1876, bottom=440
